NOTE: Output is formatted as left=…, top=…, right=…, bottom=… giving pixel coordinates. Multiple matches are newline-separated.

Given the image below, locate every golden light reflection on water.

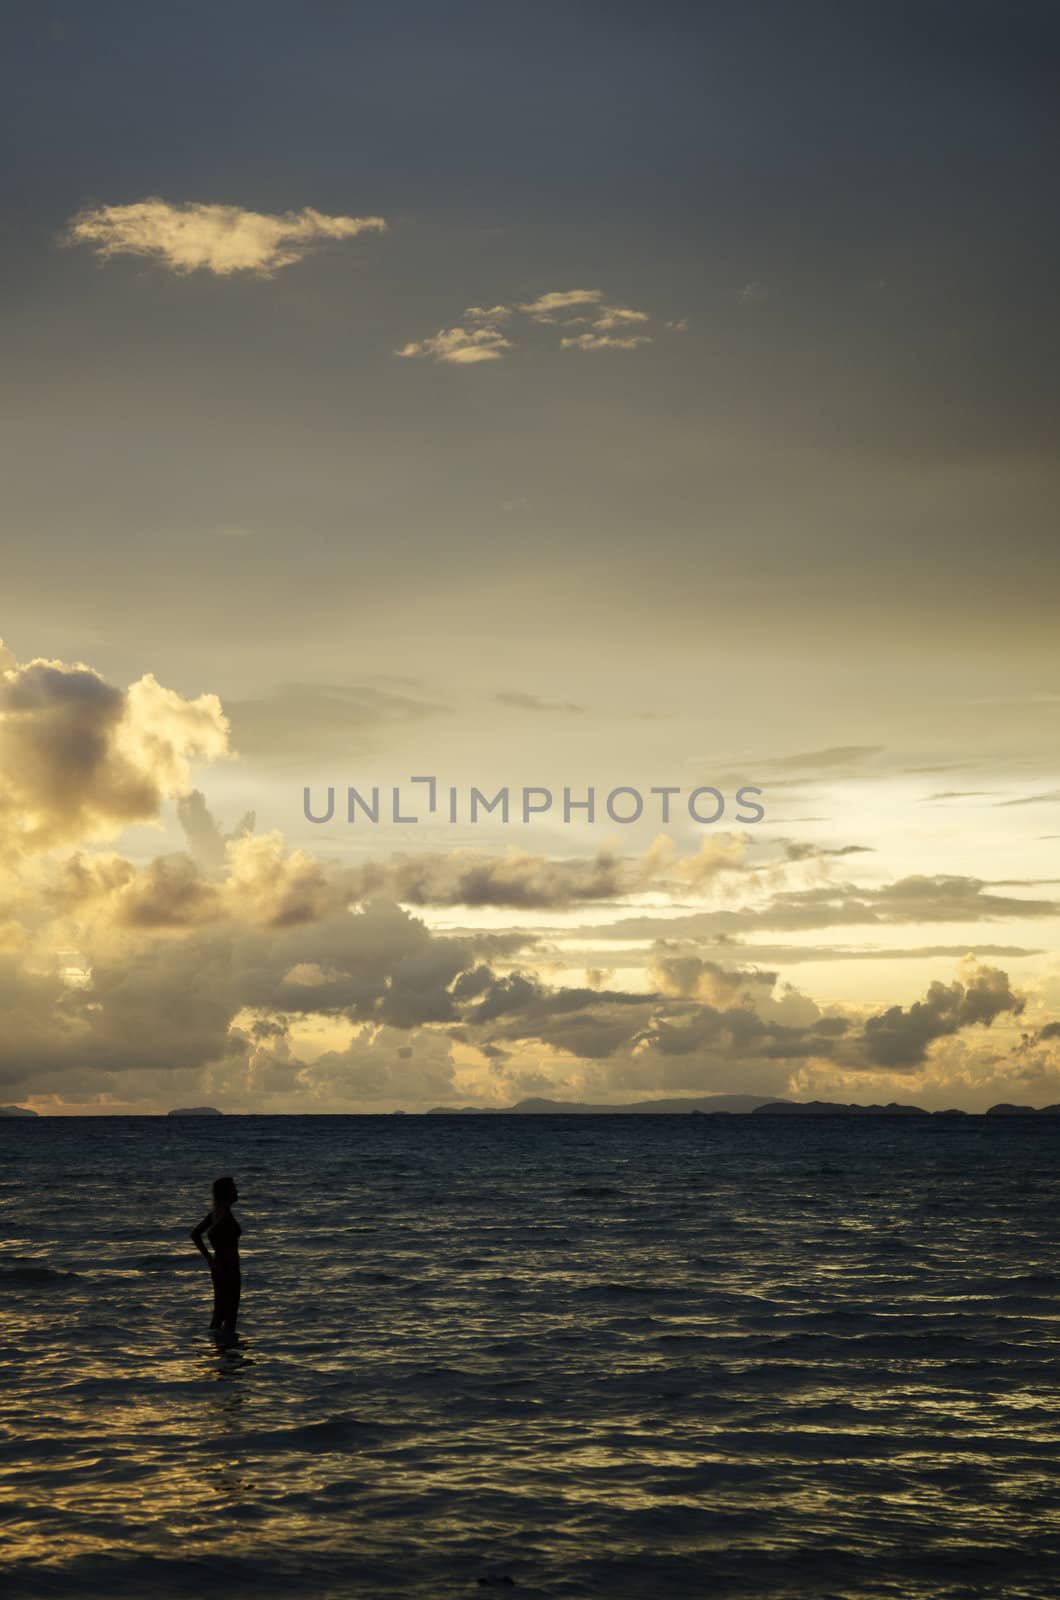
left=2, top=1116, right=1059, bottom=1597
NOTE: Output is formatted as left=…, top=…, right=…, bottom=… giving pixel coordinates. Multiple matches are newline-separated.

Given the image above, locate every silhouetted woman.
left=191, top=1175, right=241, bottom=1338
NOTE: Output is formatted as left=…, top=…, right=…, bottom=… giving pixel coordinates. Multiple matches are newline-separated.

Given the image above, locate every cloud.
left=452, top=958, right=1029, bottom=1101
left=177, top=790, right=255, bottom=873
left=338, top=833, right=749, bottom=910
left=845, top=959, right=1025, bottom=1070
left=395, top=322, right=513, bottom=364
left=591, top=306, right=651, bottom=331
left=710, top=745, right=888, bottom=791
left=580, top=872, right=1060, bottom=946
left=496, top=690, right=586, bottom=713
left=0, top=644, right=229, bottom=854
left=398, top=288, right=662, bottom=364
left=652, top=941, right=1040, bottom=967
left=2, top=634, right=1057, bottom=1113
left=559, top=332, right=653, bottom=352
left=761, top=744, right=886, bottom=773
left=996, top=790, right=1060, bottom=807
left=1, top=832, right=1053, bottom=1110
left=516, top=288, right=604, bottom=321
left=307, top=1024, right=459, bottom=1104
left=65, top=198, right=387, bottom=277
left=648, top=946, right=779, bottom=1009
left=224, top=679, right=450, bottom=767
left=462, top=304, right=512, bottom=324
left=523, top=290, right=655, bottom=349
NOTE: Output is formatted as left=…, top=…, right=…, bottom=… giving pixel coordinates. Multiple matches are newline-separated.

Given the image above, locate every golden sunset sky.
left=2, top=2, right=1059, bottom=1111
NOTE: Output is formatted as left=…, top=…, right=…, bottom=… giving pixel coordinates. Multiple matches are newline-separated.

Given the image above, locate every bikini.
left=196, top=1208, right=242, bottom=1329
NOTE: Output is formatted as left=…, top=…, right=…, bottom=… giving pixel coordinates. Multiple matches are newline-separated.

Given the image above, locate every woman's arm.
left=190, top=1212, right=214, bottom=1263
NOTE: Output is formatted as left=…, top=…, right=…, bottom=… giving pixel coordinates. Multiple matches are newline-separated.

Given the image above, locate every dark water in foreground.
left=1, top=1115, right=1058, bottom=1599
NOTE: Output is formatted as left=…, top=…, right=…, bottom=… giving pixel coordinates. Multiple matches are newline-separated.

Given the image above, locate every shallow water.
left=1, top=1114, right=1058, bottom=1598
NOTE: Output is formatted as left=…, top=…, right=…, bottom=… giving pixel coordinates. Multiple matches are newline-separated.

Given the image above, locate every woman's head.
left=212, top=1175, right=238, bottom=1208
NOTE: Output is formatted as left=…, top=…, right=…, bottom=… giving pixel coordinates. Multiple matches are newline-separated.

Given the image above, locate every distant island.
left=985, top=1102, right=1060, bottom=1116
left=166, top=1106, right=223, bottom=1117
left=428, top=1094, right=784, bottom=1115
left=427, top=1094, right=1060, bottom=1117
left=0, top=1105, right=39, bottom=1118
left=751, top=1100, right=929, bottom=1116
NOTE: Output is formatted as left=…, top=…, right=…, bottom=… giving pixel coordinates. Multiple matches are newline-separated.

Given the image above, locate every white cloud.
left=398, top=288, right=664, bottom=364
left=516, top=288, right=605, bottom=322
left=395, top=323, right=512, bottom=365
left=462, top=304, right=512, bottom=324
left=590, top=305, right=651, bottom=331
left=65, top=198, right=387, bottom=277
left=559, top=332, right=653, bottom=352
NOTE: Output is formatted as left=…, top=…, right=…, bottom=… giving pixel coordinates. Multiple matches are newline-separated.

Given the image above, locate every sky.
left=2, top=0, right=1059, bottom=1112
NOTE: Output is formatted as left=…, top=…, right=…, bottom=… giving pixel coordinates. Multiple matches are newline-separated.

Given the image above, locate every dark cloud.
left=848, top=964, right=1025, bottom=1070
left=495, top=690, right=586, bottom=713
left=648, top=946, right=778, bottom=1008
left=781, top=841, right=874, bottom=860
left=766, top=745, right=885, bottom=771
left=996, top=790, right=1060, bottom=808
left=177, top=789, right=255, bottom=871
left=580, top=874, right=1060, bottom=942
left=347, top=846, right=629, bottom=909
left=224, top=681, right=451, bottom=767
left=339, top=835, right=746, bottom=909
left=0, top=655, right=227, bottom=852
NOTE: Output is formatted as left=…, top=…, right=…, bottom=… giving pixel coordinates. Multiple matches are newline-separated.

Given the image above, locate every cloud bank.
left=1, top=635, right=1057, bottom=1114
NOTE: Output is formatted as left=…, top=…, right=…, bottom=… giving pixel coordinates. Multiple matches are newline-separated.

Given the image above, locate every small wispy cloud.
left=463, top=304, right=513, bottom=324
left=590, top=306, right=651, bottom=332
left=517, top=288, right=604, bottom=321
left=496, top=690, right=586, bottom=713
left=996, top=790, right=1060, bottom=808
left=395, top=317, right=513, bottom=365
left=65, top=198, right=387, bottom=277
left=399, top=286, right=678, bottom=365
left=560, top=332, right=652, bottom=351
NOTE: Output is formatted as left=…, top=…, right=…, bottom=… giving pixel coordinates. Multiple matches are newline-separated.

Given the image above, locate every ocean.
left=1, top=1114, right=1058, bottom=1599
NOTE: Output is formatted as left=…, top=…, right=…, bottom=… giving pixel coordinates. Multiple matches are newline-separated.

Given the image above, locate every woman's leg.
left=218, top=1272, right=241, bottom=1335
left=209, top=1263, right=223, bottom=1329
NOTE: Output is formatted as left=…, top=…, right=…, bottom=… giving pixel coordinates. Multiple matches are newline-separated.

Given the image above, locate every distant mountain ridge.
left=427, top=1094, right=1060, bottom=1117
left=428, top=1093, right=784, bottom=1115
left=0, top=1105, right=39, bottom=1118
left=752, top=1100, right=928, bottom=1116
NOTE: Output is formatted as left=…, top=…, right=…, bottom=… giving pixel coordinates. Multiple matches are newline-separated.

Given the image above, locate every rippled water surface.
left=2, top=1114, right=1059, bottom=1598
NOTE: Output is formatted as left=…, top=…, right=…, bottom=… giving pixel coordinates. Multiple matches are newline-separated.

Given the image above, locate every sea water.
left=1, top=1114, right=1058, bottom=1598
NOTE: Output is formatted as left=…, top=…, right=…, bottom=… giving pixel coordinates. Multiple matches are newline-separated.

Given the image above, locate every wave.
left=0, top=1264, right=80, bottom=1285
